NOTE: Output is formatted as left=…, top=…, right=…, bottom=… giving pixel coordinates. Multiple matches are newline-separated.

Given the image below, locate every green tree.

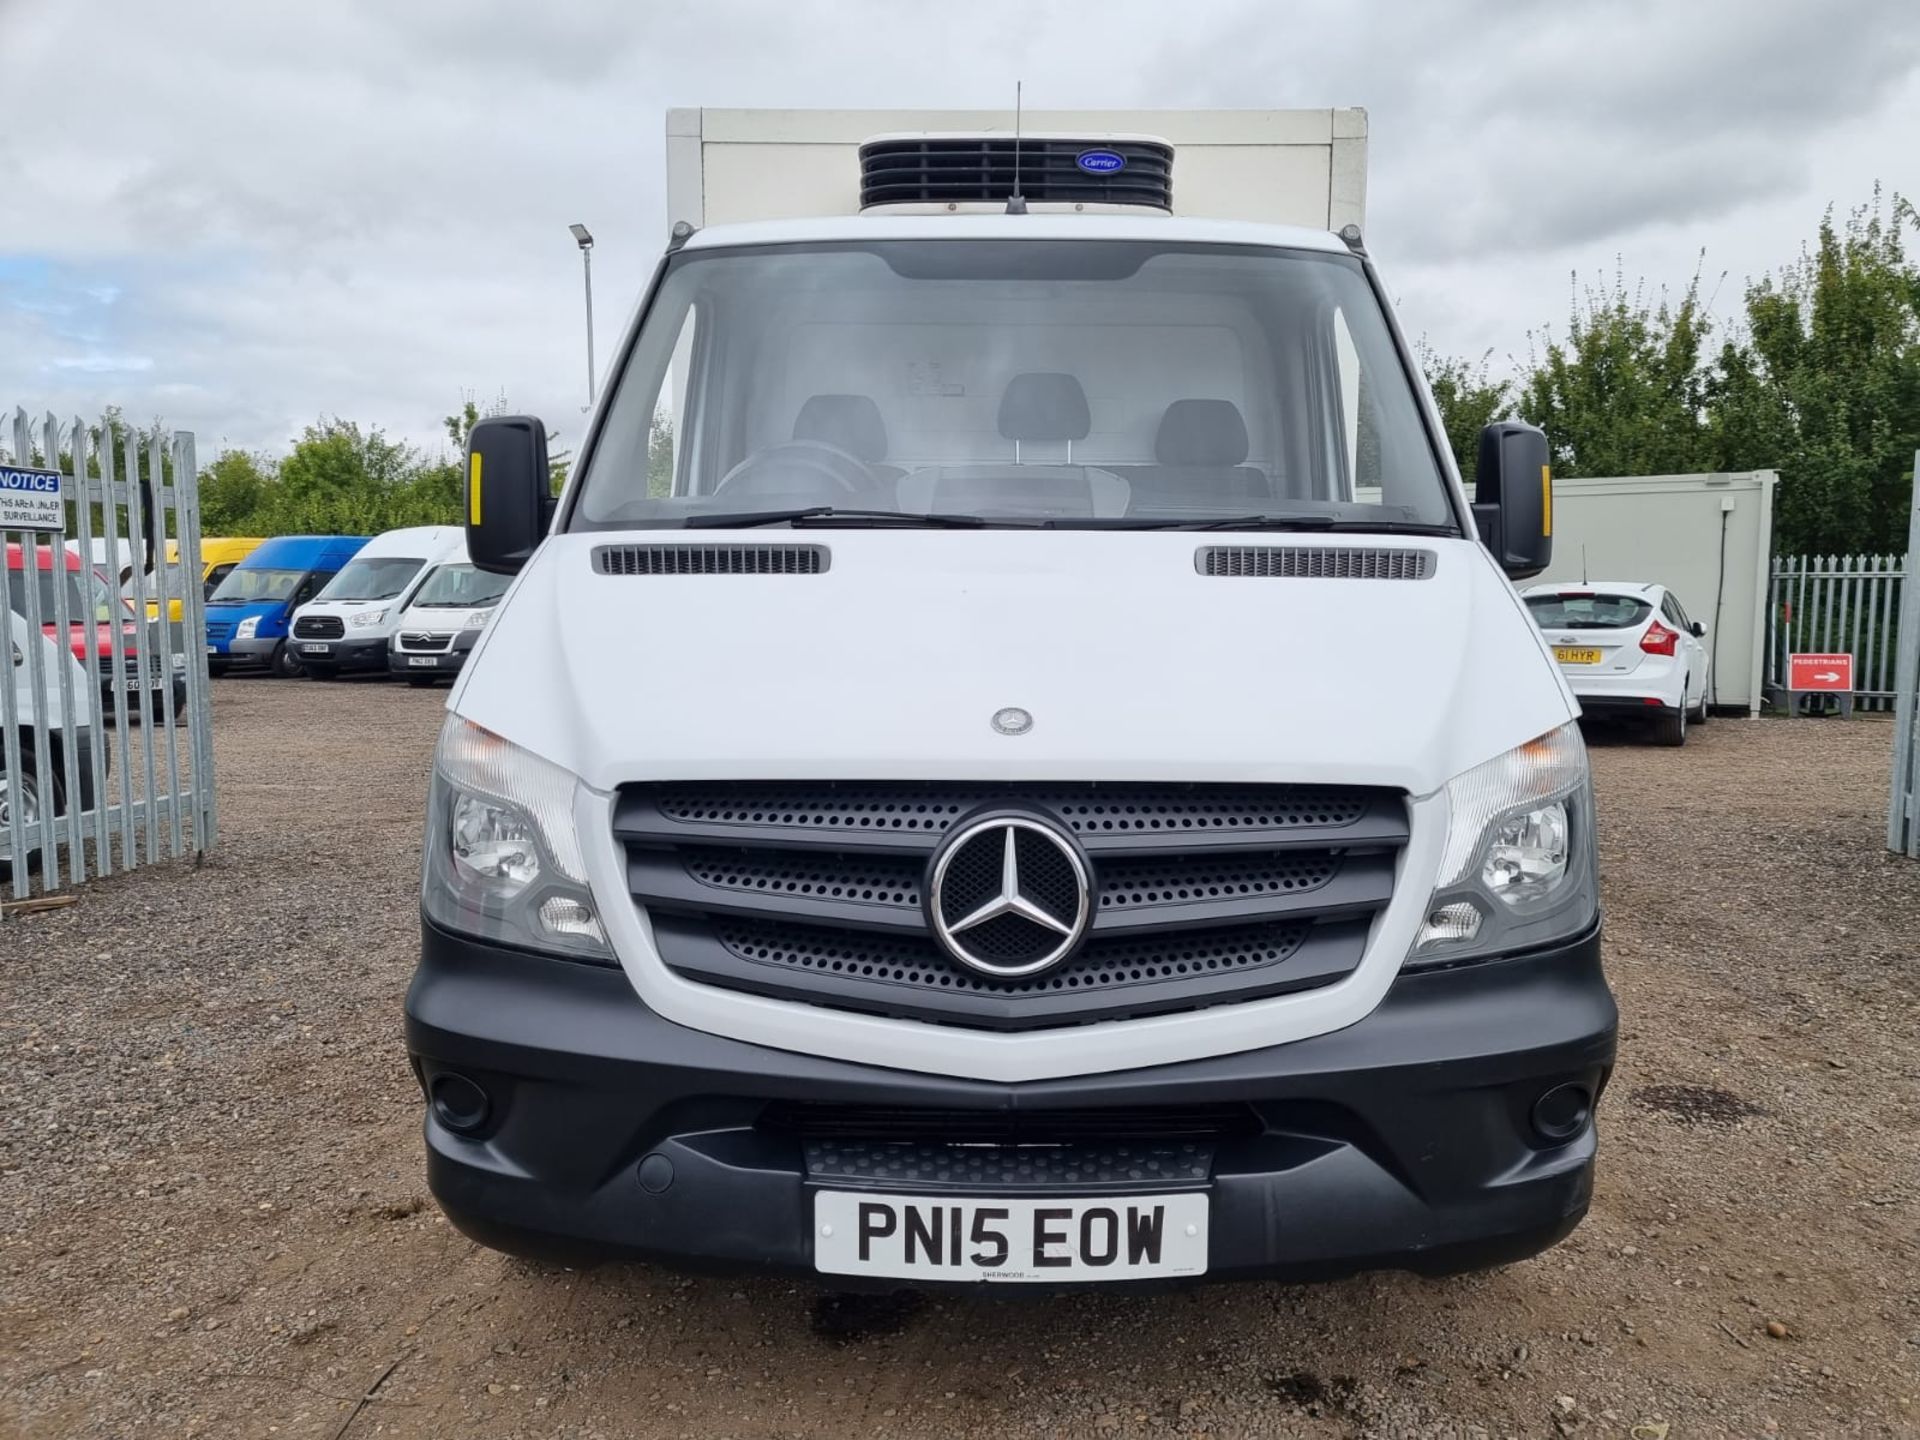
left=1517, top=267, right=1716, bottom=478
left=1418, top=343, right=1512, bottom=480
left=1726, top=193, right=1920, bottom=554
left=198, top=449, right=275, bottom=534
left=263, top=418, right=423, bottom=533
left=647, top=410, right=675, bottom=497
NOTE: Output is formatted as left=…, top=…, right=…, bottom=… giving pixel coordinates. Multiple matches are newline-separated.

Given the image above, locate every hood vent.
left=1197, top=546, right=1436, bottom=580
left=593, top=544, right=829, bottom=576
left=859, top=135, right=1173, bottom=210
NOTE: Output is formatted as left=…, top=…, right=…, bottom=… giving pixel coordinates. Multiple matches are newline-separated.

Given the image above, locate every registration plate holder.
left=812, top=1191, right=1208, bottom=1283
left=1554, top=646, right=1603, bottom=664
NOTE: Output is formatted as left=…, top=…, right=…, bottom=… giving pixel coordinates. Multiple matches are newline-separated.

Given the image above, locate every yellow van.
left=140, top=537, right=267, bottom=621
left=132, top=533, right=266, bottom=618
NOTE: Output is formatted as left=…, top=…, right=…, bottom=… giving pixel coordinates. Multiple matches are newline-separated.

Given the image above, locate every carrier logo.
left=1076, top=149, right=1127, bottom=175
left=926, top=814, right=1093, bottom=978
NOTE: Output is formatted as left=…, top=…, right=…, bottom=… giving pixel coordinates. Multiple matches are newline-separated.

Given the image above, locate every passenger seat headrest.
left=997, top=372, right=1091, bottom=443
left=1156, top=399, right=1250, bottom=466
left=792, top=394, right=888, bottom=462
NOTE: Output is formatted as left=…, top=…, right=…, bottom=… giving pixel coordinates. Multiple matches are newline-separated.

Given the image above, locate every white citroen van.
left=288, top=526, right=465, bottom=679
left=406, top=121, right=1613, bottom=1290
left=386, top=560, right=510, bottom=687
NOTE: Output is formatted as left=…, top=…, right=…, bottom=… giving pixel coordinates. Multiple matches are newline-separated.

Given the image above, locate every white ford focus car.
left=1520, top=582, right=1711, bottom=746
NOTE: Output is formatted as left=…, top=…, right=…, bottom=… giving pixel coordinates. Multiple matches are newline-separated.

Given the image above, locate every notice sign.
left=0, top=465, right=65, bottom=533
left=1789, top=652, right=1853, bottom=691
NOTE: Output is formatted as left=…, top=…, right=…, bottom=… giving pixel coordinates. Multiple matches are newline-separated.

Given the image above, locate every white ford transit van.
left=288, top=525, right=465, bottom=678
left=407, top=128, right=1612, bottom=1289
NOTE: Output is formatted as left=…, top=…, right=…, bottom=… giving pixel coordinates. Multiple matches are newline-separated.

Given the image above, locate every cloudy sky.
left=3, top=0, right=1917, bottom=461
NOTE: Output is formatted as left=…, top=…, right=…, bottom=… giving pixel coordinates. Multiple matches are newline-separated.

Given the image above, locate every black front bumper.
left=406, top=920, right=1615, bottom=1287
left=388, top=646, right=473, bottom=678
left=290, top=635, right=388, bottom=672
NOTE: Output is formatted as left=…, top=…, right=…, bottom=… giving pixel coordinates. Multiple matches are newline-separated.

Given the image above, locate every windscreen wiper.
left=1059, top=514, right=1459, bottom=535
left=684, top=507, right=1022, bottom=529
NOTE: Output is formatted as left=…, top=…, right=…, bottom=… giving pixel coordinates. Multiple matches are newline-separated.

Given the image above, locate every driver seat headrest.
left=997, top=372, right=1091, bottom=443
left=792, top=394, right=888, bottom=462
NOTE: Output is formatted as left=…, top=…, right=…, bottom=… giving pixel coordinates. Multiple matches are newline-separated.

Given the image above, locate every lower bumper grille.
left=762, top=1101, right=1259, bottom=1143
left=802, top=1139, right=1214, bottom=1192
left=615, top=781, right=1408, bottom=1031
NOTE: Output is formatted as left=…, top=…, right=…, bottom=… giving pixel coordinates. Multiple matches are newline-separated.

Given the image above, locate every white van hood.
left=452, top=531, right=1573, bottom=797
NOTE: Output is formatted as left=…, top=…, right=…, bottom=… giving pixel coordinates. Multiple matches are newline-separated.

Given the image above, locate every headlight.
left=351, top=608, right=387, bottom=628
left=464, top=609, right=493, bottom=630
left=234, top=615, right=259, bottom=641
left=1410, top=723, right=1596, bottom=964
left=421, top=714, right=610, bottom=961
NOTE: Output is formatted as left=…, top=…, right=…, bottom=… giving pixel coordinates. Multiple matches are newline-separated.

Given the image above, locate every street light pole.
left=569, top=223, right=595, bottom=409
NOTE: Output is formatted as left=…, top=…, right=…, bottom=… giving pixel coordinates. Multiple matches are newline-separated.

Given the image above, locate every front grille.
left=205, top=621, right=233, bottom=643
left=396, top=631, right=453, bottom=653
left=292, top=614, right=344, bottom=639
left=614, top=781, right=1407, bottom=1031
left=1197, top=546, right=1436, bottom=580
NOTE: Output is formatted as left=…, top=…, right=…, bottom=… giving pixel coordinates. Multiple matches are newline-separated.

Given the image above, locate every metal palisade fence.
left=1, top=408, right=216, bottom=905
left=1890, top=453, right=1920, bottom=858
left=1766, top=551, right=1910, bottom=709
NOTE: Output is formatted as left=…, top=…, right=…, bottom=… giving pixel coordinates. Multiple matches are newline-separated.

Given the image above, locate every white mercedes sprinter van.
left=288, top=525, right=465, bottom=678
left=408, top=131, right=1613, bottom=1288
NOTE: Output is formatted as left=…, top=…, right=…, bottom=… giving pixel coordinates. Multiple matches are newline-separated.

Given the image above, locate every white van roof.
left=354, top=525, right=467, bottom=562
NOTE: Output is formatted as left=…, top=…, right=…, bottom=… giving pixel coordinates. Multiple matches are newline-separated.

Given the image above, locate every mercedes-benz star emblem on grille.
left=990, top=706, right=1033, bottom=736
left=926, top=815, right=1092, bottom=977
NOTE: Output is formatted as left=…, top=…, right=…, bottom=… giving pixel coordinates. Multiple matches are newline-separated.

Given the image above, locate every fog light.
left=1416, top=901, right=1482, bottom=948
left=429, top=1073, right=490, bottom=1134
left=538, top=894, right=605, bottom=945
left=1531, top=1083, right=1592, bottom=1141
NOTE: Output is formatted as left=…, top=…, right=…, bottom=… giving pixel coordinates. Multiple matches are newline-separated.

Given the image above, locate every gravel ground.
left=2, top=681, right=1917, bottom=1439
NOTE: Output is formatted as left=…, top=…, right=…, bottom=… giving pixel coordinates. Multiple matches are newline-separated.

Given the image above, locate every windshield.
left=410, top=563, right=510, bottom=608
left=571, top=240, right=1453, bottom=531
left=316, top=556, right=423, bottom=602
left=1525, top=593, right=1653, bottom=630
left=210, top=566, right=304, bottom=604
left=6, top=566, right=90, bottom=624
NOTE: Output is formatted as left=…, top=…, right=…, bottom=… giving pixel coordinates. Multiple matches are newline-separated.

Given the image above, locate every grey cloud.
left=1, top=0, right=1915, bottom=454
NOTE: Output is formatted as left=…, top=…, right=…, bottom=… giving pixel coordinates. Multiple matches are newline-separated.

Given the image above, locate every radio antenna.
left=1006, top=80, right=1028, bottom=214
left=1582, top=544, right=1589, bottom=584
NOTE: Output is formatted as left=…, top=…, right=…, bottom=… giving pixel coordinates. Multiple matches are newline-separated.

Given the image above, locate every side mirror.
left=467, top=416, right=552, bottom=575
left=1469, top=421, right=1553, bottom=581
left=1690, top=621, right=1706, bottom=637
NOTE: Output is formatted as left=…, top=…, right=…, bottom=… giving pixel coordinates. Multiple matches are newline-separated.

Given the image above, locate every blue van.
left=204, top=535, right=369, bottom=678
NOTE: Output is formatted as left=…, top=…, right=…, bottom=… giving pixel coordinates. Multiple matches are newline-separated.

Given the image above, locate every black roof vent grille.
left=1197, top=546, right=1436, bottom=581
left=859, top=136, right=1173, bottom=210
left=593, top=544, right=829, bottom=576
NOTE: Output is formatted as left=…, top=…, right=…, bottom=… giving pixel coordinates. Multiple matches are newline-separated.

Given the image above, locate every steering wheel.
left=712, top=440, right=872, bottom=502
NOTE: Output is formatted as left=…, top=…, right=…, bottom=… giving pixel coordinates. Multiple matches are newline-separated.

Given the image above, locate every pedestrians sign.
left=0, top=464, right=65, bottom=532
left=1789, top=653, right=1854, bottom=692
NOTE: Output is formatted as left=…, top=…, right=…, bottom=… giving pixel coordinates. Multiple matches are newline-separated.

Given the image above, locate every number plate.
left=300, top=643, right=331, bottom=654
left=813, top=1192, right=1208, bottom=1283
left=1553, top=646, right=1603, bottom=664
left=406, top=655, right=438, bottom=667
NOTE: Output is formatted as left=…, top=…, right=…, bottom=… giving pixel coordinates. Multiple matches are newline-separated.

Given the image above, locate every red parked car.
left=4, top=543, right=185, bottom=720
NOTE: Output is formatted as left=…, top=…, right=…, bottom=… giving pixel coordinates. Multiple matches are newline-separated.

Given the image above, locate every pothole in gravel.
left=1263, top=1371, right=1357, bottom=1416
left=809, top=1290, right=925, bottom=1343
left=1632, top=1083, right=1768, bottom=1126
